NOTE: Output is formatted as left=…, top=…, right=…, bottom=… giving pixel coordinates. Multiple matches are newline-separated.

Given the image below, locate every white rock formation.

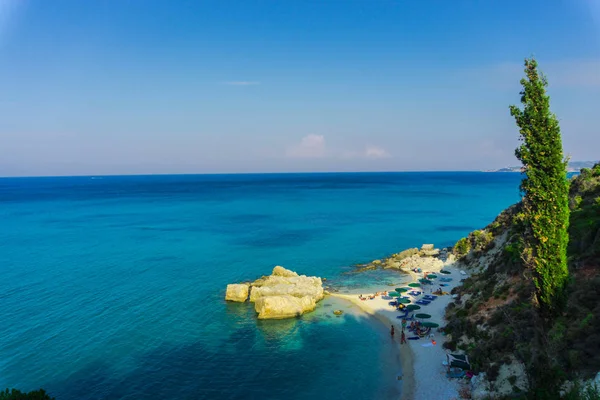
left=272, top=265, right=299, bottom=277
left=225, top=266, right=324, bottom=320
left=254, top=294, right=317, bottom=319
left=225, top=283, right=250, bottom=302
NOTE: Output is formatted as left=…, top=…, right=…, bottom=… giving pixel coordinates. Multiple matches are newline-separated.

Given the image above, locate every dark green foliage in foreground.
left=509, top=58, right=570, bottom=312
left=562, top=382, right=600, bottom=400
left=568, top=163, right=600, bottom=266
left=0, top=389, right=55, bottom=400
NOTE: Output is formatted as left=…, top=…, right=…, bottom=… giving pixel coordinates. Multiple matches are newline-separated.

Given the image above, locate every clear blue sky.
left=1, top=0, right=599, bottom=176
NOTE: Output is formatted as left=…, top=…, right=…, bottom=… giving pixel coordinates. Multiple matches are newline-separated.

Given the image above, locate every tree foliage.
left=509, top=58, right=570, bottom=312
left=0, top=389, right=54, bottom=400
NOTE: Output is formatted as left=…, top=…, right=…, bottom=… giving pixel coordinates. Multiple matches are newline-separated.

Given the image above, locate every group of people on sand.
left=390, top=324, right=407, bottom=344
left=358, top=291, right=388, bottom=301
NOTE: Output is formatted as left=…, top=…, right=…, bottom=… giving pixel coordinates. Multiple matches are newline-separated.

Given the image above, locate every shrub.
left=454, top=237, right=471, bottom=257
left=574, top=195, right=583, bottom=209
left=562, top=382, right=600, bottom=400
left=473, top=230, right=494, bottom=252
left=443, top=340, right=458, bottom=351
left=0, top=389, right=55, bottom=400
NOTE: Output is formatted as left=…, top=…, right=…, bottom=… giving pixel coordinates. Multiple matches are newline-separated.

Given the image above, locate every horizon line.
left=0, top=169, right=526, bottom=179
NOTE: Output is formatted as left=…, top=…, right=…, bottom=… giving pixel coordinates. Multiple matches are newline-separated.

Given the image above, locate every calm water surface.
left=0, top=172, right=521, bottom=399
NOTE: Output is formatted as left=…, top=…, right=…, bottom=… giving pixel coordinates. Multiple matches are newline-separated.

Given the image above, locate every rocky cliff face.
left=443, top=163, right=600, bottom=398
left=225, top=266, right=324, bottom=320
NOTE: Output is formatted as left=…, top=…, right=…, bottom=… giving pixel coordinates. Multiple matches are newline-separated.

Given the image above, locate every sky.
left=0, top=0, right=599, bottom=176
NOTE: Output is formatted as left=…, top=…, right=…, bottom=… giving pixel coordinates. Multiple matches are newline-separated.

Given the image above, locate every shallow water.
left=0, top=172, right=521, bottom=399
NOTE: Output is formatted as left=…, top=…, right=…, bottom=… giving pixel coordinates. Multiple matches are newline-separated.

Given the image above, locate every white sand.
left=332, top=262, right=464, bottom=400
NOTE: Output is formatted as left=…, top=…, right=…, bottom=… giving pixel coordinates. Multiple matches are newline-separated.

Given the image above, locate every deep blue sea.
left=0, top=172, right=522, bottom=400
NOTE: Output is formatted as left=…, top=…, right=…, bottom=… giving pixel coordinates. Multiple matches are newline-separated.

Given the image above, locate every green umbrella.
left=388, top=292, right=400, bottom=297
left=408, top=283, right=421, bottom=288
left=395, top=288, right=408, bottom=293
left=415, top=313, right=431, bottom=319
left=427, top=274, right=438, bottom=279
left=440, top=270, right=451, bottom=274
left=406, top=304, right=421, bottom=311
left=421, top=321, right=439, bottom=328
left=398, top=298, right=411, bottom=304
left=419, top=278, right=432, bottom=284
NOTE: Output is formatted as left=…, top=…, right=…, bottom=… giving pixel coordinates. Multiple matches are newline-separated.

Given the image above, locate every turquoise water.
left=0, top=173, right=521, bottom=399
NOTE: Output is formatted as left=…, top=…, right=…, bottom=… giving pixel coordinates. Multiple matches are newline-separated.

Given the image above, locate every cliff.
left=444, top=163, right=600, bottom=398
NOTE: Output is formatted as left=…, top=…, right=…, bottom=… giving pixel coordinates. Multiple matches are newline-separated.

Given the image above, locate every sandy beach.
left=332, top=261, right=464, bottom=400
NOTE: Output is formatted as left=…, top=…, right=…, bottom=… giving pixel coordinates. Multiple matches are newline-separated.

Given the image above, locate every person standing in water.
left=390, top=325, right=395, bottom=337
left=400, top=329, right=407, bottom=344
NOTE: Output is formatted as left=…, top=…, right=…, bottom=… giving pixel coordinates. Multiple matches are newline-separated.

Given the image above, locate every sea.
left=0, top=172, right=522, bottom=400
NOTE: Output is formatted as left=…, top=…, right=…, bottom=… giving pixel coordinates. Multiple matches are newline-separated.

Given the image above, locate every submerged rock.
left=225, top=283, right=250, bottom=302
left=225, top=266, right=324, bottom=320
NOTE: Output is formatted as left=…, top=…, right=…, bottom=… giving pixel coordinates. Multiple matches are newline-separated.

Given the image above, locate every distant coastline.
left=482, top=160, right=598, bottom=173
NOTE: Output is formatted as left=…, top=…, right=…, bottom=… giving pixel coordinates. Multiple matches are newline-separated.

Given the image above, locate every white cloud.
left=286, top=134, right=326, bottom=158
left=224, top=81, right=260, bottom=86
left=286, top=136, right=392, bottom=160
left=365, top=145, right=391, bottom=159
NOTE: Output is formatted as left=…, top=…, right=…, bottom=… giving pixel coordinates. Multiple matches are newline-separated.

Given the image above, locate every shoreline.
left=330, top=259, right=463, bottom=400
left=331, top=293, right=416, bottom=400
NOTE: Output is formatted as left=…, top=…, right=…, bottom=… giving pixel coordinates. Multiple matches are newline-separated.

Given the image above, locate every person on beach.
left=400, top=329, right=407, bottom=344
left=391, top=325, right=395, bottom=337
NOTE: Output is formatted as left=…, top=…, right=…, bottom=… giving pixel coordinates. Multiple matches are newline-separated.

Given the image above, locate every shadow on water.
left=45, top=306, right=402, bottom=400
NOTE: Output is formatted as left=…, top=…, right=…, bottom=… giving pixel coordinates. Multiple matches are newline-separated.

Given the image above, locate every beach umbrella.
left=427, top=274, right=438, bottom=279
left=398, top=298, right=411, bottom=304
left=406, top=305, right=421, bottom=311
left=395, top=288, right=408, bottom=293
left=415, top=313, right=431, bottom=319
left=421, top=322, right=439, bottom=328
left=440, top=270, right=451, bottom=275
left=408, top=283, right=421, bottom=288
left=388, top=292, right=400, bottom=297
left=419, top=278, right=432, bottom=284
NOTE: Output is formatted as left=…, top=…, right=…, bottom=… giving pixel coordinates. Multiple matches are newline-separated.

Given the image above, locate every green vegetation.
left=473, top=229, right=494, bottom=251
left=443, top=59, right=599, bottom=399
left=562, top=382, right=600, bottom=400
left=509, top=57, right=570, bottom=312
left=568, top=163, right=600, bottom=265
left=453, top=237, right=471, bottom=257
left=0, top=389, right=54, bottom=400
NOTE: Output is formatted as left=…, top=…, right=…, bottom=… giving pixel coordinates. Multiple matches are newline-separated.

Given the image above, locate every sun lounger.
left=423, top=295, right=437, bottom=301
left=408, top=336, right=420, bottom=340
left=446, top=367, right=466, bottom=379
left=440, top=278, right=452, bottom=282
left=409, top=291, right=421, bottom=296
left=416, top=300, right=431, bottom=305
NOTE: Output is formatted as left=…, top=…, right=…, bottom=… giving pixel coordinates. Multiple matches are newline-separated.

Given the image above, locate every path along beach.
left=332, top=260, right=465, bottom=400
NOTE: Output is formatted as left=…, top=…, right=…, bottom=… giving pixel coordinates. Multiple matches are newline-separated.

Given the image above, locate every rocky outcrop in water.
left=225, top=266, right=324, bottom=320
left=352, top=244, right=447, bottom=274
left=225, top=283, right=250, bottom=302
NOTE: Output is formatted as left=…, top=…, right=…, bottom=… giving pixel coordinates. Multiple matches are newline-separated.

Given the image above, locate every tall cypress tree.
left=509, top=58, right=570, bottom=312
